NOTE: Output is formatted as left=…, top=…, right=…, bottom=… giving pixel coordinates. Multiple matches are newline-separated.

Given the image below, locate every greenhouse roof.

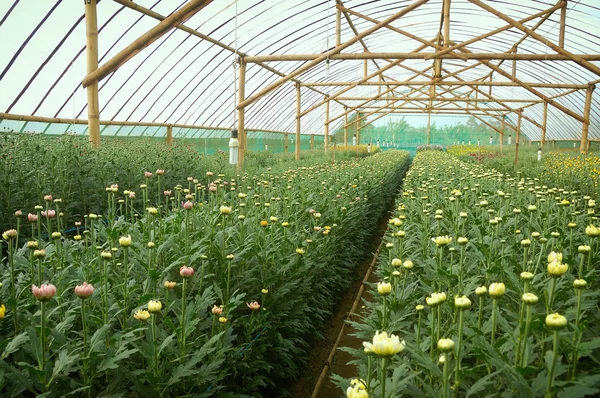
left=0, top=0, right=599, bottom=141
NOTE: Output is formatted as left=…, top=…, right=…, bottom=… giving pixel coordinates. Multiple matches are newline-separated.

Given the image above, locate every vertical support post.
left=581, top=84, right=595, bottom=154
left=363, top=60, right=368, bottom=79
left=541, top=101, right=548, bottom=149
left=559, top=0, right=567, bottom=48
left=310, top=134, right=315, bottom=150
left=238, top=58, right=246, bottom=167
left=514, top=110, right=522, bottom=166
left=166, top=125, right=173, bottom=144
left=84, top=0, right=100, bottom=146
left=357, top=113, right=361, bottom=145
left=284, top=134, right=289, bottom=153
left=475, top=90, right=478, bottom=108
left=335, top=6, right=341, bottom=47
left=443, top=0, right=450, bottom=47
left=512, top=46, right=517, bottom=82
left=324, top=95, right=330, bottom=151
left=378, top=74, right=382, bottom=96
left=500, top=116, right=505, bottom=153
left=295, top=83, right=301, bottom=160
left=343, top=106, right=348, bottom=146
left=427, top=111, right=431, bottom=145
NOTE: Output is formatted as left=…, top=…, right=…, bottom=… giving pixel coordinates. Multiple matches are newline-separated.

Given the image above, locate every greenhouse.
left=1, top=0, right=599, bottom=397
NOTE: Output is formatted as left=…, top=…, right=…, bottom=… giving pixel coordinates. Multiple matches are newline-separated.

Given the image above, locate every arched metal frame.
left=1, top=0, right=599, bottom=159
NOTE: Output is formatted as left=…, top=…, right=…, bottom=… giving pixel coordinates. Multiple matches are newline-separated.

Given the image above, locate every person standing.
left=508, top=135, right=512, bottom=145
left=537, top=147, right=542, bottom=161
left=489, top=135, right=493, bottom=145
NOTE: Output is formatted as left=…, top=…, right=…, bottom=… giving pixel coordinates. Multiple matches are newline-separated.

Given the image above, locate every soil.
left=286, top=209, right=391, bottom=398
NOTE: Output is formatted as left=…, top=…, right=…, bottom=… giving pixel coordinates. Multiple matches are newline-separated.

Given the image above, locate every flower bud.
left=74, top=282, right=94, bottom=299
left=522, top=293, right=538, bottom=304
left=179, top=265, right=194, bottom=278
left=437, top=338, right=455, bottom=352
left=403, top=260, right=414, bottom=269
left=148, top=300, right=162, bottom=313
left=488, top=282, right=505, bottom=298
left=391, top=258, right=402, bottom=267
left=578, top=245, right=591, bottom=254
left=547, top=261, right=568, bottom=277
left=32, top=283, right=56, bottom=302
left=119, top=235, right=132, bottom=247
left=454, top=296, right=471, bottom=309
left=134, top=310, right=150, bottom=321
left=520, top=239, right=531, bottom=247
left=164, top=281, right=176, bottom=289
left=545, top=313, right=567, bottom=330
left=520, top=272, right=534, bottom=281
left=573, top=279, right=587, bottom=289
left=218, top=316, right=228, bottom=324
left=457, top=237, right=468, bottom=245
left=377, top=282, right=392, bottom=296
left=247, top=301, right=261, bottom=311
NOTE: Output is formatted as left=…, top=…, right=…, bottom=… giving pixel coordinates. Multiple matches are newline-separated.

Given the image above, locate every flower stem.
left=442, top=353, right=450, bottom=398
left=478, top=296, right=484, bottom=330
left=548, top=278, right=557, bottom=313
left=40, top=301, right=47, bottom=375
left=455, top=310, right=465, bottom=387
left=521, top=305, right=532, bottom=367
left=152, top=314, right=158, bottom=377
left=81, top=299, right=89, bottom=388
left=382, top=295, right=388, bottom=330
left=571, top=289, right=583, bottom=379
left=416, top=311, right=422, bottom=346
left=381, top=357, right=387, bottom=398
left=545, top=330, right=560, bottom=398
left=491, top=299, right=497, bottom=346
left=181, top=278, right=187, bottom=359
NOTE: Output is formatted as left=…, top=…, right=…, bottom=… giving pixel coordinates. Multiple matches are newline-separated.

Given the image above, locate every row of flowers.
left=0, top=149, right=411, bottom=396
left=338, top=151, right=599, bottom=397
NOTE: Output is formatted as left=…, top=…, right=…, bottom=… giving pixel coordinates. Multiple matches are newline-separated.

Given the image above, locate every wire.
left=232, top=0, right=238, bottom=129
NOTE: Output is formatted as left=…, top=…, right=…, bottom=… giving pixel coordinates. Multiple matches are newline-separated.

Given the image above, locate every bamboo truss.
left=4, top=0, right=599, bottom=155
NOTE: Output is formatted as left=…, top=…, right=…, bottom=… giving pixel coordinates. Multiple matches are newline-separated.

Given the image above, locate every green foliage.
left=0, top=141, right=411, bottom=396
left=335, top=151, right=600, bottom=397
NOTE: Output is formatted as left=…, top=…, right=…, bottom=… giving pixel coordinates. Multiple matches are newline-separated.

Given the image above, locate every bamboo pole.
left=237, top=0, right=428, bottom=109
left=238, top=59, right=246, bottom=167
left=166, top=125, right=173, bottom=144
left=512, top=47, right=517, bottom=81
left=84, top=0, right=100, bottom=146
left=335, top=7, right=341, bottom=47
left=363, top=60, right=368, bottom=79
left=469, top=0, right=600, bottom=76
left=112, top=0, right=346, bottom=109
left=82, top=0, right=212, bottom=88
left=336, top=96, right=541, bottom=103
left=0, top=112, right=293, bottom=136
left=515, top=111, right=522, bottom=166
left=559, top=0, right=567, bottom=48
left=580, top=84, right=595, bottom=154
left=244, top=52, right=600, bottom=62
left=541, top=101, right=548, bottom=149
left=446, top=39, right=587, bottom=124
left=443, top=0, right=450, bottom=47
left=343, top=107, right=348, bottom=145
left=356, top=112, right=361, bottom=145
left=310, top=134, right=315, bottom=150
left=324, top=96, right=330, bottom=151
left=427, top=111, right=431, bottom=145
left=501, top=117, right=505, bottom=152
left=295, top=83, right=301, bottom=160
left=284, top=134, right=289, bottom=153
left=301, top=80, right=586, bottom=89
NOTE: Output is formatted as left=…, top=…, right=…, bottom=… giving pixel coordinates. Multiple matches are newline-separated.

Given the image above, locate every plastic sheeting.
left=1, top=0, right=599, bottom=141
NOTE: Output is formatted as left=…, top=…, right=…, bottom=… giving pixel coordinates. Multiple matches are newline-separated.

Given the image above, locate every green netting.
left=0, top=119, right=325, bottom=154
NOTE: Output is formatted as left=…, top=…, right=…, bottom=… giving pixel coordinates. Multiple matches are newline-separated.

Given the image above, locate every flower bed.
left=0, top=149, right=410, bottom=396
left=336, top=151, right=599, bottom=397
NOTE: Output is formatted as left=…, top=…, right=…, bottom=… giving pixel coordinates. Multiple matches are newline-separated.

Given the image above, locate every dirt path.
left=287, top=210, right=390, bottom=398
